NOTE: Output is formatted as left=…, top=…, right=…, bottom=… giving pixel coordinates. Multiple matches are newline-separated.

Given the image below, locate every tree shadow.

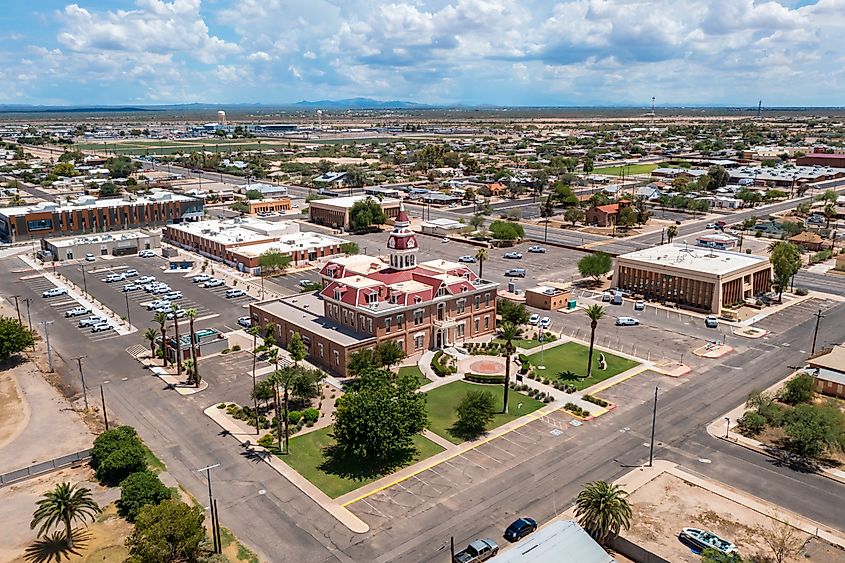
left=319, top=444, right=418, bottom=481
left=25, top=529, right=90, bottom=563
left=0, top=354, right=27, bottom=372
left=448, top=422, right=485, bottom=443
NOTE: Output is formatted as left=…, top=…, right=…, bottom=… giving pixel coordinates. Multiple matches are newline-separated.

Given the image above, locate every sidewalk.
left=203, top=405, right=369, bottom=534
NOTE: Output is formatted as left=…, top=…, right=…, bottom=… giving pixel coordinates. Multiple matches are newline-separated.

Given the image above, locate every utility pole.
left=23, top=298, right=34, bottom=351
left=124, top=292, right=132, bottom=325
left=81, top=263, right=88, bottom=295
left=197, top=464, right=221, bottom=553
left=811, top=308, right=825, bottom=354
left=39, top=321, right=55, bottom=372
left=10, top=294, right=21, bottom=324
left=100, top=384, right=109, bottom=430
left=648, top=386, right=658, bottom=467
left=252, top=330, right=259, bottom=435
left=74, top=356, right=89, bottom=410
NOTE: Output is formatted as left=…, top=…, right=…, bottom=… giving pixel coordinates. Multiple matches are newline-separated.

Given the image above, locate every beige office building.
left=614, top=243, right=772, bottom=314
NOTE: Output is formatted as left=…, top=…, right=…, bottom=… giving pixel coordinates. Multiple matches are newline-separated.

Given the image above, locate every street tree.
left=707, top=165, right=730, bottom=188
left=499, top=321, right=522, bottom=414
left=575, top=480, right=632, bottom=544
left=469, top=214, right=485, bottom=230
left=553, top=183, right=579, bottom=206
left=497, top=298, right=530, bottom=325
left=564, top=207, right=585, bottom=226
left=30, top=482, right=100, bottom=549
left=475, top=247, right=488, bottom=279
left=340, top=241, right=359, bottom=255
left=0, top=316, right=35, bottom=362
left=666, top=224, right=678, bottom=243
left=617, top=206, right=638, bottom=229
left=258, top=250, right=292, bottom=274
left=488, top=220, right=524, bottom=241
left=451, top=390, right=495, bottom=440
left=758, top=519, right=806, bottom=563
left=778, top=372, right=814, bottom=405
left=783, top=402, right=844, bottom=458
left=349, top=197, right=387, bottom=232
left=171, top=305, right=182, bottom=375
left=288, top=331, right=307, bottom=365
left=331, top=368, right=427, bottom=468
left=117, top=471, right=172, bottom=522
left=577, top=252, right=613, bottom=284
left=584, top=305, right=606, bottom=379
left=153, top=312, right=168, bottom=367
left=126, top=500, right=205, bottom=563
left=91, top=426, right=148, bottom=486
left=823, top=203, right=837, bottom=228
left=105, top=156, right=139, bottom=178
left=768, top=241, right=801, bottom=302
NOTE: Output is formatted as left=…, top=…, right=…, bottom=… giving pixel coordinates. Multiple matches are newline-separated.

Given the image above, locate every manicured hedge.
left=464, top=373, right=505, bottom=384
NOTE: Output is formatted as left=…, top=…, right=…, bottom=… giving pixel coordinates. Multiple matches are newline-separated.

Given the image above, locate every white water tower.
left=217, top=110, right=227, bottom=125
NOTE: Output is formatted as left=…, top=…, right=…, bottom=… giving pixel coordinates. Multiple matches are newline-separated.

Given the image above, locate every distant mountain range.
left=292, top=97, right=434, bottom=109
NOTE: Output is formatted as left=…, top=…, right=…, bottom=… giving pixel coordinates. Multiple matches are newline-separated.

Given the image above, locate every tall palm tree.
left=475, top=247, right=489, bottom=279
left=171, top=305, right=182, bottom=375
left=153, top=312, right=168, bottom=367
left=184, top=308, right=200, bottom=386
left=499, top=321, right=522, bottom=414
left=247, top=325, right=261, bottom=434
left=585, top=304, right=606, bottom=379
left=575, top=481, right=632, bottom=544
left=823, top=203, right=837, bottom=229
left=143, top=327, right=158, bottom=359
left=266, top=347, right=282, bottom=448
left=271, top=366, right=319, bottom=454
left=30, top=482, right=100, bottom=549
left=666, top=224, right=678, bottom=243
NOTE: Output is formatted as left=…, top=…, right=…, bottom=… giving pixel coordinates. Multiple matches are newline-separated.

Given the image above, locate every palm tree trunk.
left=189, top=318, right=199, bottom=386
left=173, top=317, right=182, bottom=375
left=479, top=258, right=484, bottom=279
left=587, top=322, right=597, bottom=378
left=64, top=515, right=73, bottom=548
left=274, top=385, right=282, bottom=452
left=503, top=345, right=511, bottom=414
left=160, top=325, right=168, bottom=367
left=284, top=386, right=290, bottom=454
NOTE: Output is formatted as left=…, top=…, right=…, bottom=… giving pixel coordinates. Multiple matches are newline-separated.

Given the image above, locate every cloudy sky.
left=1, top=0, right=842, bottom=106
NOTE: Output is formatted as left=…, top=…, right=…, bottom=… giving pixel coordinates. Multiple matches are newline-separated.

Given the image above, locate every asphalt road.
left=6, top=245, right=845, bottom=562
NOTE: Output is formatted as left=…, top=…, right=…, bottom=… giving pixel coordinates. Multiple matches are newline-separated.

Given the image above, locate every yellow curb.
left=339, top=405, right=554, bottom=507
left=585, top=364, right=650, bottom=395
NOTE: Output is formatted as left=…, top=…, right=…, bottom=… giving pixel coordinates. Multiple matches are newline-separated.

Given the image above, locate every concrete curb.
left=203, top=405, right=370, bottom=534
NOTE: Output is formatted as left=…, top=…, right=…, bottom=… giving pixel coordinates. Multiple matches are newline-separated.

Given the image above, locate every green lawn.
left=592, top=163, right=661, bottom=176
left=398, top=365, right=430, bottom=388
left=528, top=342, right=639, bottom=390
left=426, top=381, right=545, bottom=445
left=276, top=426, right=444, bottom=498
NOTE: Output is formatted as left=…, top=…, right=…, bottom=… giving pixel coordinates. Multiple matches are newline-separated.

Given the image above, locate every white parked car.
left=163, top=291, right=182, bottom=300
left=84, top=253, right=96, bottom=262
left=201, top=279, right=225, bottom=288
left=91, top=323, right=114, bottom=333
left=539, top=316, right=552, bottom=329
left=78, top=316, right=105, bottom=327
left=64, top=306, right=91, bottom=318
left=192, top=274, right=210, bottom=283
left=615, top=317, right=640, bottom=326
left=123, top=283, right=140, bottom=292
left=503, top=252, right=523, bottom=259
left=103, top=273, right=126, bottom=283
left=225, top=288, right=247, bottom=298
left=166, top=308, right=186, bottom=320
left=147, top=299, right=172, bottom=310
left=237, top=316, right=252, bottom=328
left=528, top=313, right=540, bottom=325
left=138, top=250, right=156, bottom=258
left=124, top=269, right=138, bottom=277
left=42, top=287, right=68, bottom=298
left=458, top=255, right=477, bottom=263
left=527, top=246, right=546, bottom=253
left=137, top=276, right=156, bottom=284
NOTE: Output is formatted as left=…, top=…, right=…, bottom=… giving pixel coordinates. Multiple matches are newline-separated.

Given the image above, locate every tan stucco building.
left=614, top=243, right=772, bottom=314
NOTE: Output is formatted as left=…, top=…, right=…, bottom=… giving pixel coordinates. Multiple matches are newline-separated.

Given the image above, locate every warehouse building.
left=614, top=243, right=772, bottom=314
left=40, top=230, right=160, bottom=261
left=308, top=195, right=401, bottom=230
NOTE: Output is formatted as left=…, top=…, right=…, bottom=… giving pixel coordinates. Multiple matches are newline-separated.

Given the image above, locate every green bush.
left=582, top=395, right=609, bottom=407
left=117, top=471, right=172, bottom=522
left=738, top=411, right=766, bottom=436
left=257, top=434, right=275, bottom=448
left=778, top=372, right=815, bottom=405
left=464, top=373, right=505, bottom=384
left=303, top=407, right=320, bottom=424
left=288, top=410, right=302, bottom=424
left=564, top=402, right=589, bottom=417
left=91, top=426, right=148, bottom=486
left=231, top=344, right=241, bottom=351
left=795, top=287, right=808, bottom=296
left=517, top=354, right=529, bottom=364
left=216, top=403, right=226, bottom=409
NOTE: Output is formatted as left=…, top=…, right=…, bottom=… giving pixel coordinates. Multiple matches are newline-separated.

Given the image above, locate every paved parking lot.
left=56, top=254, right=255, bottom=333
left=19, top=274, right=123, bottom=344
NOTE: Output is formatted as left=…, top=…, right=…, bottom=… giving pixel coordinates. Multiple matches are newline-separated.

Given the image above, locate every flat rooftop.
left=254, top=293, right=374, bottom=347
left=309, top=195, right=401, bottom=209
left=230, top=232, right=347, bottom=258
left=46, top=230, right=154, bottom=248
left=618, top=243, right=770, bottom=276
left=0, top=191, right=198, bottom=217
left=166, top=217, right=297, bottom=244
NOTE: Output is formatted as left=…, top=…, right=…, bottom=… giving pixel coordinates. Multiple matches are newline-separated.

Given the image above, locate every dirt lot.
left=624, top=473, right=844, bottom=562
left=0, top=367, right=27, bottom=448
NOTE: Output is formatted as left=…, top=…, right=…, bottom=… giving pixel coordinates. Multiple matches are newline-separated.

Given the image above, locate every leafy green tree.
left=348, top=197, right=387, bottom=231
left=488, top=220, right=524, bottom=241
left=126, top=500, right=205, bottom=563
left=469, top=214, right=485, bottom=230
left=585, top=305, right=606, bottom=379
left=91, top=426, right=148, bottom=486
left=30, top=482, right=100, bottom=549
left=779, top=372, right=815, bottom=405
left=783, top=402, right=845, bottom=458
left=269, top=365, right=324, bottom=453
left=245, top=189, right=262, bottom=200
left=117, top=471, right=172, bottom=522
left=0, top=316, right=35, bottom=361
left=99, top=183, right=119, bottom=197
left=553, top=183, right=579, bottom=207
left=258, top=250, right=292, bottom=274
left=578, top=252, right=613, bottom=283
left=707, top=165, right=730, bottom=188
left=738, top=411, right=766, bottom=436
left=230, top=201, right=250, bottom=213
left=666, top=224, right=678, bottom=243
left=769, top=241, right=801, bottom=302
left=331, top=368, right=427, bottom=466
left=251, top=378, right=275, bottom=410
left=348, top=348, right=382, bottom=377
left=52, top=162, right=77, bottom=177
left=617, top=206, right=638, bottom=228
left=340, top=241, right=359, bottom=255
left=451, top=390, right=495, bottom=440
left=564, top=207, right=585, bottom=226
left=288, top=332, right=307, bottom=365
left=575, top=481, right=632, bottom=544
left=105, top=156, right=138, bottom=178
left=499, top=321, right=522, bottom=414
left=375, top=340, right=405, bottom=368
left=497, top=298, right=529, bottom=325
left=823, top=203, right=837, bottom=229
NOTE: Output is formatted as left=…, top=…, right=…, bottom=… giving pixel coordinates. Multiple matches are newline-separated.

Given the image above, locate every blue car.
left=504, top=517, right=537, bottom=542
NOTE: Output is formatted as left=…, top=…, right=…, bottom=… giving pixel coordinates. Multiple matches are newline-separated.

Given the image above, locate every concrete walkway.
left=203, top=405, right=369, bottom=534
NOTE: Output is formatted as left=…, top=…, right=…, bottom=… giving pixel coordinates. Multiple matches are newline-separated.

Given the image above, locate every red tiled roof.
left=595, top=204, right=619, bottom=214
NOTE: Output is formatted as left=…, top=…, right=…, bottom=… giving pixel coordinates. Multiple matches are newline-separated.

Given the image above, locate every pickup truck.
left=453, top=539, right=499, bottom=563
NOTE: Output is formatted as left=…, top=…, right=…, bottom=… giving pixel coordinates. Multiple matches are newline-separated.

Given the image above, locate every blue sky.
left=1, top=0, right=843, bottom=106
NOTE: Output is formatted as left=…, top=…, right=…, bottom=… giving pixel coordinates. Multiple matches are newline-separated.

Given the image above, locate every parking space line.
left=394, top=482, right=425, bottom=503
left=412, top=474, right=441, bottom=496
left=360, top=499, right=388, bottom=519
left=427, top=466, right=460, bottom=489
left=484, top=440, right=516, bottom=458
left=497, top=435, right=528, bottom=451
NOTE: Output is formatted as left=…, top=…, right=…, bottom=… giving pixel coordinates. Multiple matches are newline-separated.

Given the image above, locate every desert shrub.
left=303, top=407, right=320, bottom=424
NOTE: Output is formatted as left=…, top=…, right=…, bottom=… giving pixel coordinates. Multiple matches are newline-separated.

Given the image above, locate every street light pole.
left=124, top=292, right=132, bottom=325
left=10, top=294, right=21, bottom=324
left=648, top=386, right=658, bottom=467
left=74, top=356, right=89, bottom=410
left=724, top=417, right=730, bottom=439
left=811, top=308, right=825, bottom=354
left=197, top=464, right=221, bottom=553
left=81, top=264, right=88, bottom=295
left=39, top=321, right=55, bottom=372
left=23, top=297, right=34, bottom=351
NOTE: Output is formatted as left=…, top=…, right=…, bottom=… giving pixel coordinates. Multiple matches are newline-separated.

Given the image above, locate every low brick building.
left=308, top=195, right=401, bottom=230
left=247, top=197, right=292, bottom=215
left=525, top=286, right=569, bottom=310
left=585, top=200, right=631, bottom=227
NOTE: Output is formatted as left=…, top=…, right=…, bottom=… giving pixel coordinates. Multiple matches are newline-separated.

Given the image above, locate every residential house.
left=789, top=231, right=826, bottom=252
left=585, top=200, right=632, bottom=227
left=808, top=345, right=845, bottom=399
